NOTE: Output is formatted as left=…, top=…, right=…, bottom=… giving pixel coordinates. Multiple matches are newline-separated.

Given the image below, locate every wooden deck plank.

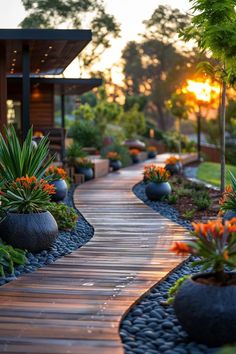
left=0, top=154, right=190, bottom=353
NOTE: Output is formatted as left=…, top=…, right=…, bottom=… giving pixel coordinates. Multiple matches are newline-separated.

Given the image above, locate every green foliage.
left=47, top=203, right=78, bottom=231
left=167, top=193, right=178, bottom=204
left=77, top=158, right=93, bottom=169
left=20, top=0, right=121, bottom=69
left=194, top=196, right=212, bottom=211
left=162, top=131, right=196, bottom=153
left=0, top=241, right=27, bottom=277
left=182, top=209, right=196, bottom=220
left=68, top=120, right=103, bottom=149
left=218, top=347, right=236, bottom=354
left=124, top=95, right=148, bottom=112
left=0, top=126, right=54, bottom=186
left=101, top=144, right=132, bottom=167
left=119, top=104, right=146, bottom=139
left=66, top=143, right=87, bottom=166
left=1, top=177, right=54, bottom=213
left=197, top=162, right=236, bottom=187
left=167, top=275, right=190, bottom=305
left=177, top=188, right=193, bottom=198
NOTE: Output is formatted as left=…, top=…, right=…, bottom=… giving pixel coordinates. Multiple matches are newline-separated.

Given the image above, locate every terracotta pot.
left=174, top=272, right=236, bottom=346
left=0, top=211, right=58, bottom=253
left=50, top=179, right=68, bottom=202
left=145, top=181, right=171, bottom=201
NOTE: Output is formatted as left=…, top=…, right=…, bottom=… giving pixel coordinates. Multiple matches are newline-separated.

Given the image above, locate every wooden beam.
left=22, top=44, right=30, bottom=139
left=0, top=43, right=7, bottom=131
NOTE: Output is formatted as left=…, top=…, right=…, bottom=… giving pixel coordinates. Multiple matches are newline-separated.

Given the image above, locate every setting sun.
left=185, top=79, right=221, bottom=103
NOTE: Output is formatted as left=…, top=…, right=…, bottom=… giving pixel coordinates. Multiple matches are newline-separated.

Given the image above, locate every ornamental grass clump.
left=0, top=176, right=55, bottom=213
left=171, top=218, right=236, bottom=284
left=143, top=165, right=170, bottom=183
left=45, top=166, right=67, bottom=181
left=219, top=171, right=236, bottom=214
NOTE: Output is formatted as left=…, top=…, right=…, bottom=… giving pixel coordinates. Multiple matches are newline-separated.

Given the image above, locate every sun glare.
left=185, top=79, right=220, bottom=103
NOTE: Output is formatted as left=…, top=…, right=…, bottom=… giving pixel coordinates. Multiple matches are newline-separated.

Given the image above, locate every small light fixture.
left=13, top=50, right=17, bottom=54
left=41, top=59, right=45, bottom=63
left=12, top=63, right=15, bottom=66
left=13, top=58, right=16, bottom=62
left=44, top=53, right=48, bottom=57
left=48, top=46, right=52, bottom=50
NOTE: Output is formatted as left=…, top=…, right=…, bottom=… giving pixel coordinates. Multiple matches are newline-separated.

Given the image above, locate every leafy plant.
left=171, top=218, right=236, bottom=283
left=167, top=275, right=190, bottom=305
left=182, top=209, right=196, bottom=220
left=177, top=188, right=192, bottom=198
left=0, top=241, right=27, bottom=277
left=68, top=120, right=103, bottom=149
left=167, top=194, right=178, bottom=205
left=66, top=142, right=87, bottom=166
left=143, top=165, right=170, bottom=183
left=0, top=126, right=54, bottom=186
left=47, top=203, right=78, bottom=231
left=194, top=197, right=212, bottom=211
left=106, top=151, right=121, bottom=161
left=220, top=171, right=236, bottom=213
left=101, top=144, right=132, bottom=167
left=45, top=166, right=67, bottom=181
left=77, top=158, right=93, bottom=169
left=1, top=176, right=55, bottom=213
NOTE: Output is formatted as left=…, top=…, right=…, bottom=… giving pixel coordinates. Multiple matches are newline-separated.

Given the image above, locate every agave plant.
left=0, top=126, right=55, bottom=186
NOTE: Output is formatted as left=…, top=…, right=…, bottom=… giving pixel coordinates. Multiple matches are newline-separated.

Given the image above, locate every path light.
left=184, top=79, right=220, bottom=161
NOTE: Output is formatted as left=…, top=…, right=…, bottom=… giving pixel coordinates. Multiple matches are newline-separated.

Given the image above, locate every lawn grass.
left=196, top=162, right=236, bottom=187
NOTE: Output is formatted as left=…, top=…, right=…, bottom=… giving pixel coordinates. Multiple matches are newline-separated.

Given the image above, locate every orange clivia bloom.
left=129, top=149, right=140, bottom=156
left=165, top=156, right=180, bottom=165
left=106, top=151, right=120, bottom=160
left=45, top=166, right=67, bottom=180
left=147, top=146, right=157, bottom=152
left=170, top=242, right=192, bottom=256
left=192, top=219, right=225, bottom=238
left=143, top=164, right=170, bottom=182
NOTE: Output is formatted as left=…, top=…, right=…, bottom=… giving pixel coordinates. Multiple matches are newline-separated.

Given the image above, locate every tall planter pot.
left=50, top=179, right=68, bottom=202
left=147, top=151, right=156, bottom=159
left=110, top=160, right=122, bottom=171
left=76, top=166, right=94, bottom=181
left=132, top=155, right=140, bottom=164
left=145, top=181, right=171, bottom=201
left=174, top=272, right=236, bottom=346
left=0, top=211, right=58, bottom=253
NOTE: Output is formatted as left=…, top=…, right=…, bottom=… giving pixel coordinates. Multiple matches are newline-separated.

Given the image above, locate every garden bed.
left=120, top=178, right=224, bottom=354
left=0, top=185, right=94, bottom=286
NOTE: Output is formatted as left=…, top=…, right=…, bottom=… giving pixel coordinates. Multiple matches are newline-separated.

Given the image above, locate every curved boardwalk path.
left=0, top=155, right=189, bottom=354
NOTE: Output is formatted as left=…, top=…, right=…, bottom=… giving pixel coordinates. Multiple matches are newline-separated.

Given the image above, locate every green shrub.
left=194, top=197, right=212, bottom=211
left=47, top=203, right=78, bottom=231
left=66, top=142, right=87, bottom=166
left=177, top=188, right=193, bottom=198
left=167, top=194, right=178, bottom=204
left=101, top=144, right=132, bottom=167
left=182, top=209, right=196, bottom=220
left=0, top=241, right=27, bottom=277
left=68, top=120, right=103, bottom=149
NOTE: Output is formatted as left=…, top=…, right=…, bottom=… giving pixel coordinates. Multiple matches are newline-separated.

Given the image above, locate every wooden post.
left=0, top=43, right=7, bottom=131
left=22, top=44, right=30, bottom=140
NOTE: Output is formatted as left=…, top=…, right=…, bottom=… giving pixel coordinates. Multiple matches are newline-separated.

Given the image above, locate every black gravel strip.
left=120, top=182, right=220, bottom=354
left=0, top=184, right=94, bottom=286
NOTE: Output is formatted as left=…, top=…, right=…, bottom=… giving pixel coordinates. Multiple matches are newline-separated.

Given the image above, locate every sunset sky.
left=0, top=0, right=191, bottom=83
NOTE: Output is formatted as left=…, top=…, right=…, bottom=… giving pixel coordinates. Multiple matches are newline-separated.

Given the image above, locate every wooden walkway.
left=0, top=155, right=190, bottom=354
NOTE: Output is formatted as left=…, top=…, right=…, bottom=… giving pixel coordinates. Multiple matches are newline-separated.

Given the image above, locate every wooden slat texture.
left=0, top=154, right=190, bottom=354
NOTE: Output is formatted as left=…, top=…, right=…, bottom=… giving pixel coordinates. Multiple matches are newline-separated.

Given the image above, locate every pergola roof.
left=7, top=76, right=103, bottom=95
left=0, top=29, right=92, bottom=75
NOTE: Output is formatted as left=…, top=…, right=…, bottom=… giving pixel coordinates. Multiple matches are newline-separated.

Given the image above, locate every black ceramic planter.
left=147, top=151, right=156, bottom=159
left=223, top=210, right=236, bottom=222
left=132, top=156, right=140, bottom=164
left=110, top=160, right=122, bottom=171
left=145, top=181, right=171, bottom=201
left=76, top=167, right=94, bottom=181
left=0, top=211, right=58, bottom=253
left=165, top=163, right=180, bottom=175
left=174, top=272, right=236, bottom=346
left=50, top=179, right=68, bottom=202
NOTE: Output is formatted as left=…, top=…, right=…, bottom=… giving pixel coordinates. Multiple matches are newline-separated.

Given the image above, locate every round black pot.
left=223, top=210, right=236, bottom=222
left=110, top=160, right=122, bottom=171
left=145, top=181, right=171, bottom=201
left=0, top=211, right=58, bottom=253
left=132, top=156, right=140, bottom=164
left=76, top=167, right=94, bottom=181
left=165, top=163, right=180, bottom=175
left=50, top=179, right=68, bottom=202
left=174, top=272, right=236, bottom=346
left=147, top=151, right=156, bottom=159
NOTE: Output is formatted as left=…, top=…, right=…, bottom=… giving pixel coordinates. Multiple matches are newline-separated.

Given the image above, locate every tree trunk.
left=156, top=104, right=166, bottom=131
left=178, top=117, right=181, bottom=157
left=220, top=80, right=227, bottom=193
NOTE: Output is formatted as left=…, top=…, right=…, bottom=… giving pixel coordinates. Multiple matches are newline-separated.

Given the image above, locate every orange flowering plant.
left=143, top=165, right=170, bottom=183
left=0, top=176, right=55, bottom=213
left=147, top=146, right=157, bottom=152
left=171, top=218, right=236, bottom=282
left=165, top=156, right=180, bottom=165
left=106, top=151, right=121, bottom=161
left=129, top=149, right=140, bottom=156
left=219, top=171, right=236, bottom=214
left=45, top=166, right=67, bottom=181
